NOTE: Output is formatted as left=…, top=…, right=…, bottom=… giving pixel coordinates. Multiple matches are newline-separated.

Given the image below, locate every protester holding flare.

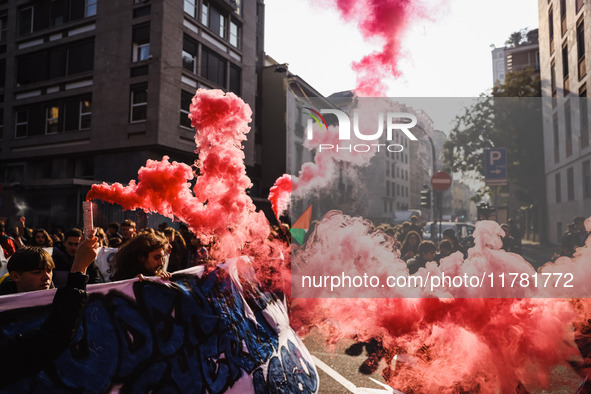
left=0, top=236, right=98, bottom=388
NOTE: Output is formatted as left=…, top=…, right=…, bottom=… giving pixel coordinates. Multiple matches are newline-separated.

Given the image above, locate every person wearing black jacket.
left=52, top=228, right=102, bottom=286
left=0, top=236, right=98, bottom=388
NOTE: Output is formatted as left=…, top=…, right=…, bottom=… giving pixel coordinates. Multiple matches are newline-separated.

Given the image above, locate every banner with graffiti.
left=0, top=259, right=318, bottom=393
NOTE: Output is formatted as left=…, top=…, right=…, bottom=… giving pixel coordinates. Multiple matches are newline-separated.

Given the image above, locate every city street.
left=521, top=240, right=560, bottom=270
left=305, top=324, right=584, bottom=393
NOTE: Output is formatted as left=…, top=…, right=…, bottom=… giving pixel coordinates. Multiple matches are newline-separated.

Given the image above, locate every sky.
left=264, top=0, right=540, bottom=98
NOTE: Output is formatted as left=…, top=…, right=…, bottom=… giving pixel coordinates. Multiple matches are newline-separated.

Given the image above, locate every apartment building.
left=0, top=0, right=264, bottom=229
left=539, top=0, right=591, bottom=243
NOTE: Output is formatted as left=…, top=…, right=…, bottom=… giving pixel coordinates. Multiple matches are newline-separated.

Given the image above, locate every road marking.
left=311, top=355, right=398, bottom=394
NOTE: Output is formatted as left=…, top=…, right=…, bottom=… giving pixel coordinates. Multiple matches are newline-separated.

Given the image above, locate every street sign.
left=431, top=171, right=452, bottom=191
left=484, top=148, right=507, bottom=186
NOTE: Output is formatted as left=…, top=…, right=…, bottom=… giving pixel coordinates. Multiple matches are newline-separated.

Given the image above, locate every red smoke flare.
left=88, top=90, right=273, bottom=267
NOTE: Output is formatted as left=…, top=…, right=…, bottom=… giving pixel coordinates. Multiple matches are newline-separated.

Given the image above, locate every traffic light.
left=420, top=188, right=431, bottom=209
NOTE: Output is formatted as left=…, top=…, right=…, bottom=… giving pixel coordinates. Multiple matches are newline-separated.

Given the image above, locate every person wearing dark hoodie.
left=0, top=236, right=98, bottom=388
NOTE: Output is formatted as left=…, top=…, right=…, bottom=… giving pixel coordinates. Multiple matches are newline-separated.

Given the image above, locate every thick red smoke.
left=87, top=89, right=277, bottom=267
left=290, top=214, right=591, bottom=392
left=324, top=0, right=427, bottom=96
left=268, top=174, right=292, bottom=220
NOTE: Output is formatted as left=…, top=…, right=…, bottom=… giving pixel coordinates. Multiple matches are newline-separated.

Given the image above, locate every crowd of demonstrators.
left=560, top=216, right=588, bottom=257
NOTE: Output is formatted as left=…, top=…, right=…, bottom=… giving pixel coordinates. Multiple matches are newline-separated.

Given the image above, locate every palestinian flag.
left=290, top=205, right=312, bottom=245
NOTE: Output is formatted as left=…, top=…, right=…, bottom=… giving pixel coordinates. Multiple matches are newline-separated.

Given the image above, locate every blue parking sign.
left=484, top=148, right=507, bottom=186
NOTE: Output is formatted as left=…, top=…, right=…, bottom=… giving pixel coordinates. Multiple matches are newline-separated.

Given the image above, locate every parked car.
left=423, top=221, right=475, bottom=242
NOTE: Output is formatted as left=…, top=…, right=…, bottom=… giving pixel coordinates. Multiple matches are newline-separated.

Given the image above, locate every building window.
left=581, top=89, right=589, bottom=148
left=203, top=3, right=225, bottom=38
left=15, top=110, right=28, bottom=138
left=130, top=84, right=148, bottom=122
left=64, top=96, right=92, bottom=131
left=555, top=172, right=561, bottom=203
left=229, top=64, right=241, bottom=95
left=553, top=113, right=560, bottom=163
left=67, top=39, right=94, bottom=74
left=17, top=39, right=94, bottom=85
left=180, top=90, right=192, bottom=128
left=560, top=0, right=567, bottom=36
left=549, top=7, right=554, bottom=54
left=80, top=99, right=91, bottom=129
left=562, top=42, right=569, bottom=93
left=18, top=6, right=34, bottom=36
left=46, top=105, right=60, bottom=134
left=182, top=35, right=198, bottom=73
left=577, top=19, right=586, bottom=80
left=551, top=60, right=556, bottom=96
left=229, top=20, right=240, bottom=47
left=0, top=59, right=4, bottom=89
left=86, top=0, right=97, bottom=17
left=584, top=160, right=591, bottom=198
left=184, top=0, right=196, bottom=18
left=212, top=6, right=226, bottom=38
left=567, top=167, right=574, bottom=200
left=577, top=0, right=584, bottom=12
left=132, top=23, right=150, bottom=62
left=0, top=12, right=7, bottom=43
left=51, top=0, right=68, bottom=26
left=201, top=2, right=208, bottom=25
left=565, top=100, right=572, bottom=157
left=201, top=47, right=226, bottom=87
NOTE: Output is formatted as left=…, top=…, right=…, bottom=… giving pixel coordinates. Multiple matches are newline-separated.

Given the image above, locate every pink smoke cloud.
left=88, top=89, right=270, bottom=263
left=324, top=0, right=429, bottom=96
left=291, top=214, right=591, bottom=392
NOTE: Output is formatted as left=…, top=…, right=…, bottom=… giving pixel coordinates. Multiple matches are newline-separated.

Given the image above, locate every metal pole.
left=495, top=186, right=499, bottom=222
left=438, top=190, right=442, bottom=244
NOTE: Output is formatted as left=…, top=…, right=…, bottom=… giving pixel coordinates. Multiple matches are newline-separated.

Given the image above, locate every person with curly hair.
left=110, top=231, right=171, bottom=281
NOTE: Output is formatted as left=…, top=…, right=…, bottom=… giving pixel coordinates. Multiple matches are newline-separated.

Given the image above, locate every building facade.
left=539, top=0, right=591, bottom=244
left=0, top=0, right=264, bottom=230
left=491, top=29, right=540, bottom=86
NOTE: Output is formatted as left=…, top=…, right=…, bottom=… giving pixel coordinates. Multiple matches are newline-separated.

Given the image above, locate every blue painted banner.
left=0, top=260, right=318, bottom=393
